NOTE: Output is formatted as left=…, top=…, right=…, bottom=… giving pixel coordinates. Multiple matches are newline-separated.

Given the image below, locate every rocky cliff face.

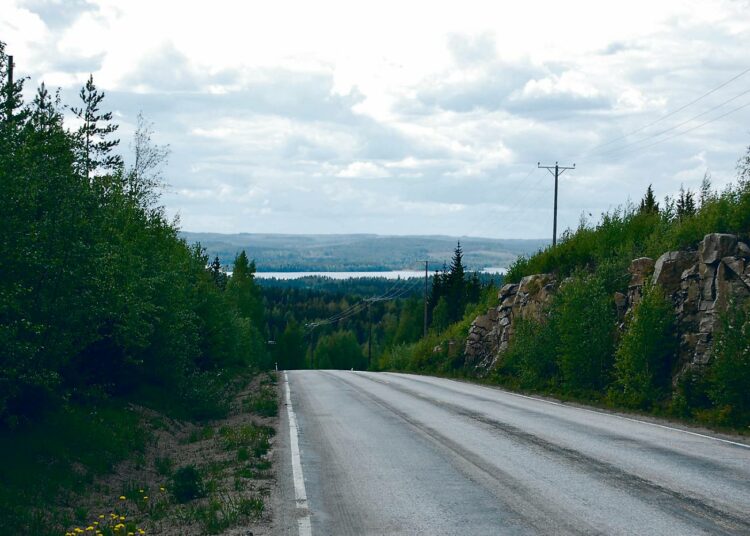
left=465, top=273, right=556, bottom=371
left=464, top=233, right=750, bottom=379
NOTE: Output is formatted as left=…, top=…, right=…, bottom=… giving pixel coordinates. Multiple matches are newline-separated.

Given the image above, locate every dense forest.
left=379, top=153, right=750, bottom=430
left=0, top=45, right=271, bottom=533
left=255, top=257, right=499, bottom=371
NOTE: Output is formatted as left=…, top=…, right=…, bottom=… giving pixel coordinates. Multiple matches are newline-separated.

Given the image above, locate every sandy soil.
left=61, top=373, right=279, bottom=536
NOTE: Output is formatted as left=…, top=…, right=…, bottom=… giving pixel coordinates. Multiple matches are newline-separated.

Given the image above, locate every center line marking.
left=285, top=372, right=312, bottom=536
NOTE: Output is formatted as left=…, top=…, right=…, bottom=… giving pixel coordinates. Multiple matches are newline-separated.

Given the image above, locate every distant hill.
left=179, top=232, right=549, bottom=272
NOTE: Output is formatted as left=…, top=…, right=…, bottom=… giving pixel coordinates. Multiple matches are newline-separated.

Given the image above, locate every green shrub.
left=499, top=317, right=558, bottom=389
left=554, top=273, right=616, bottom=393
left=171, top=465, right=206, bottom=503
left=706, top=301, right=750, bottom=426
left=243, top=386, right=278, bottom=417
left=611, top=284, right=676, bottom=408
left=313, top=330, right=366, bottom=370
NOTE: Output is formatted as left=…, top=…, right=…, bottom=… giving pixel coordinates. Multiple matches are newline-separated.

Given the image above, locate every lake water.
left=254, top=268, right=506, bottom=280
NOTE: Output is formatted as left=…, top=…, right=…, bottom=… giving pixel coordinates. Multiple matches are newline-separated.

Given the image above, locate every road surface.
left=274, top=370, right=750, bottom=535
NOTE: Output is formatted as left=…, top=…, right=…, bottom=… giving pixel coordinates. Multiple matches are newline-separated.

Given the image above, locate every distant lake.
left=254, top=268, right=506, bottom=280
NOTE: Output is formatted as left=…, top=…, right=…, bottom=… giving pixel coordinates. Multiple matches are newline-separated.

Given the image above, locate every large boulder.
left=652, top=251, right=697, bottom=295
left=699, top=233, right=737, bottom=265
left=628, top=257, right=655, bottom=287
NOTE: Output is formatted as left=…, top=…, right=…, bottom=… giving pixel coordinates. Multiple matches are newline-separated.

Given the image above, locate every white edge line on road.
left=382, top=372, right=750, bottom=450
left=284, top=372, right=313, bottom=536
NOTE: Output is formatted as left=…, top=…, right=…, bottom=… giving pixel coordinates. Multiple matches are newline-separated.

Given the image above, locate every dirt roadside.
left=60, top=372, right=280, bottom=536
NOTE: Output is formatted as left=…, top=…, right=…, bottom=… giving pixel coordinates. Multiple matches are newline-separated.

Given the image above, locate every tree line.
left=0, top=44, right=268, bottom=427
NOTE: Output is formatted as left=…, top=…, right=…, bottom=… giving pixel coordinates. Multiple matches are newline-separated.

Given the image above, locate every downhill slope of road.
left=274, top=371, right=750, bottom=536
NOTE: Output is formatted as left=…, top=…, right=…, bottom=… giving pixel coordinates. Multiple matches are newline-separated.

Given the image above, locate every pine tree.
left=638, top=184, right=659, bottom=214
left=71, top=74, right=123, bottom=179
left=209, top=256, right=227, bottom=290
left=227, top=251, right=264, bottom=328
left=676, top=185, right=696, bottom=220
left=446, top=241, right=466, bottom=323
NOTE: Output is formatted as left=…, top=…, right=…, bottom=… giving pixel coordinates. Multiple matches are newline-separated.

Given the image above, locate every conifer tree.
left=638, top=184, right=659, bottom=214
left=446, top=241, right=466, bottom=323
left=71, top=74, right=123, bottom=179
left=209, top=256, right=227, bottom=290
left=676, top=185, right=696, bottom=220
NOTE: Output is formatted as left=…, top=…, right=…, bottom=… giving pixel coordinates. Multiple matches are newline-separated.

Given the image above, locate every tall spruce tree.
left=676, top=185, right=696, bottom=220
left=639, top=184, right=659, bottom=214
left=446, top=241, right=466, bottom=323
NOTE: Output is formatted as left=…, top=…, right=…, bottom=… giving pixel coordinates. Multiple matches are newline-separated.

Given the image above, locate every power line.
left=589, top=65, right=750, bottom=152
left=596, top=99, right=750, bottom=160
left=305, top=273, right=423, bottom=331
left=590, top=86, right=750, bottom=159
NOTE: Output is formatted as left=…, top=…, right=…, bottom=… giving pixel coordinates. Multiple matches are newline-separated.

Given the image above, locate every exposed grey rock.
left=628, top=257, right=655, bottom=287
left=464, top=233, right=750, bottom=386
left=464, top=274, right=556, bottom=372
left=498, top=283, right=518, bottom=300
left=699, top=233, right=737, bottom=265
left=652, top=251, right=697, bottom=295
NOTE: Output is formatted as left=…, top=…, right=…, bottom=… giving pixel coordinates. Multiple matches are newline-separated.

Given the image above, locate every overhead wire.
left=305, top=268, right=425, bottom=331
left=588, top=86, right=750, bottom=160
left=588, top=65, right=750, bottom=152
left=593, top=99, right=750, bottom=160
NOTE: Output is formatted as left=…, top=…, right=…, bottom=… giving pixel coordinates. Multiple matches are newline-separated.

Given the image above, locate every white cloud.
left=3, top=0, right=750, bottom=237
left=337, top=162, right=391, bottom=179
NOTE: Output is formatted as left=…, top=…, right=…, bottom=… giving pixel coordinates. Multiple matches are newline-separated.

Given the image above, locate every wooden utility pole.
left=422, top=260, right=429, bottom=337
left=538, top=161, right=575, bottom=247
left=367, top=301, right=373, bottom=368
left=6, top=55, right=13, bottom=119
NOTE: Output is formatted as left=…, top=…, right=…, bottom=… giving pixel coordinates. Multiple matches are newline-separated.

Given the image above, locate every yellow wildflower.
left=119, top=495, right=126, bottom=500
left=143, top=495, right=148, bottom=499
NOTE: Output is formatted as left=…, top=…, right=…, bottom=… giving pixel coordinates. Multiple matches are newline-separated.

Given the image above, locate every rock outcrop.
left=464, top=233, right=750, bottom=381
left=465, top=273, right=556, bottom=371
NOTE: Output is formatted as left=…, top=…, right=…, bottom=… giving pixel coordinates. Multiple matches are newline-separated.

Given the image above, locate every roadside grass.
left=0, top=371, right=277, bottom=535
left=0, top=403, right=146, bottom=535
left=242, top=372, right=279, bottom=417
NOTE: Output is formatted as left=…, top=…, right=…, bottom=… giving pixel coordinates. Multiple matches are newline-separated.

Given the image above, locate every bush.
left=171, top=465, right=206, bottom=503
left=313, top=330, right=366, bottom=370
left=611, top=284, right=676, bottom=408
left=706, top=301, right=750, bottom=426
left=554, top=273, right=616, bottom=393
left=499, top=317, right=558, bottom=389
left=378, top=343, right=412, bottom=371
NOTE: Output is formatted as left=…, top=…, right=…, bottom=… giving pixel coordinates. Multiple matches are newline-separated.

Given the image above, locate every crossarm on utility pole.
left=538, top=161, right=575, bottom=247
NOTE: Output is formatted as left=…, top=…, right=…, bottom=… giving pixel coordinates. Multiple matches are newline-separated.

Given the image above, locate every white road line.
left=284, top=372, right=313, bottom=536
left=384, top=372, right=750, bottom=451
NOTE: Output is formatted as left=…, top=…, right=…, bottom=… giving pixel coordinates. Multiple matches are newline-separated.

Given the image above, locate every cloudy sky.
left=2, top=0, right=750, bottom=238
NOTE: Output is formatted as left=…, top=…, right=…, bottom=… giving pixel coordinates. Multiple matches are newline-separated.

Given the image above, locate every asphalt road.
left=274, top=370, right=750, bottom=535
